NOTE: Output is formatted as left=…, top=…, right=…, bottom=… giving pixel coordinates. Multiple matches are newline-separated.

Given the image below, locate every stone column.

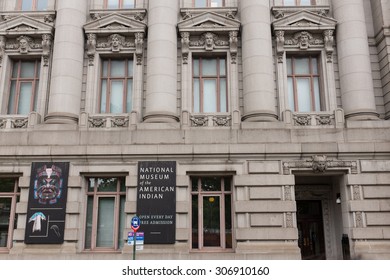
left=240, top=0, right=277, bottom=122
left=143, top=0, right=179, bottom=123
left=45, top=0, right=88, bottom=124
left=332, top=0, right=378, bottom=120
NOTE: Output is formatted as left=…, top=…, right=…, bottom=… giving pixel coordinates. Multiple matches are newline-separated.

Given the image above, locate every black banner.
left=24, top=162, right=69, bottom=244
left=137, top=161, right=176, bottom=244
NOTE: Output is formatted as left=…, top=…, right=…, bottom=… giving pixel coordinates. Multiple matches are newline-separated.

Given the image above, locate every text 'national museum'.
left=0, top=0, right=389, bottom=260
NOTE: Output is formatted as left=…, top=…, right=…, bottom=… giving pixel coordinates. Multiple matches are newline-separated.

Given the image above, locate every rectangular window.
left=193, top=57, right=228, bottom=113
left=105, top=0, right=135, bottom=9
left=287, top=56, right=321, bottom=112
left=100, top=59, right=133, bottom=114
left=191, top=176, right=232, bottom=250
left=19, top=0, right=48, bottom=11
left=0, top=178, right=20, bottom=251
left=8, top=60, right=40, bottom=115
left=283, top=0, right=315, bottom=5
left=85, top=177, right=126, bottom=251
left=194, top=0, right=224, bottom=8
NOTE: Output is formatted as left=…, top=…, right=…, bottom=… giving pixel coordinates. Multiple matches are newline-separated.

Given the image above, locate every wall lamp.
left=336, top=193, right=341, bottom=204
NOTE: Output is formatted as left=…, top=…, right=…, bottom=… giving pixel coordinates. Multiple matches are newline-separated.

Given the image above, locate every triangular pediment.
left=178, top=12, right=240, bottom=33
left=84, top=13, right=146, bottom=34
left=0, top=15, right=53, bottom=35
left=273, top=10, right=337, bottom=31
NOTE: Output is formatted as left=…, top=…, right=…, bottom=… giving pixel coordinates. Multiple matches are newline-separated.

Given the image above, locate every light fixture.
left=336, top=193, right=341, bottom=204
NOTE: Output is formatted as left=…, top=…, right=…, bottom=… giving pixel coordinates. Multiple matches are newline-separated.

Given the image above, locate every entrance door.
left=297, top=200, right=326, bottom=260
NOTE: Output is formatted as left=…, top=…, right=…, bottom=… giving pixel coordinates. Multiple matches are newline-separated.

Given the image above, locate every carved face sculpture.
left=34, top=165, right=63, bottom=204
left=204, top=33, right=214, bottom=50
left=19, top=37, right=29, bottom=53
left=111, top=34, right=121, bottom=51
left=299, top=32, right=309, bottom=49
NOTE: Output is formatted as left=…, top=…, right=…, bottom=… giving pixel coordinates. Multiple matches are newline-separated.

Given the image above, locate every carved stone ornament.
left=135, top=32, right=144, bottom=65
left=88, top=117, right=107, bottom=128
left=111, top=116, right=129, bottom=128
left=275, top=30, right=285, bottom=63
left=12, top=118, right=28, bottom=129
left=87, top=33, right=96, bottom=66
left=213, top=115, right=231, bottom=127
left=229, top=31, right=238, bottom=64
left=0, top=35, right=5, bottom=67
left=283, top=156, right=358, bottom=175
left=285, top=31, right=324, bottom=49
left=0, top=118, right=6, bottom=129
left=293, top=114, right=311, bottom=126
left=42, top=34, right=52, bottom=66
left=323, top=30, right=334, bottom=62
left=181, top=32, right=190, bottom=64
left=190, top=116, right=208, bottom=127
left=352, top=185, right=362, bottom=200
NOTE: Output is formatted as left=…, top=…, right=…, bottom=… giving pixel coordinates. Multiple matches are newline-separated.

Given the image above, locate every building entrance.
left=297, top=200, right=326, bottom=260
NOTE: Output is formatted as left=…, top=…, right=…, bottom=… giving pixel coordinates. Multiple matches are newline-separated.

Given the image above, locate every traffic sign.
left=131, top=216, right=141, bottom=232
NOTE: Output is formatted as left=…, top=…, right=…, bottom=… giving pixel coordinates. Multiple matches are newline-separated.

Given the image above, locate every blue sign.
left=131, top=216, right=141, bottom=231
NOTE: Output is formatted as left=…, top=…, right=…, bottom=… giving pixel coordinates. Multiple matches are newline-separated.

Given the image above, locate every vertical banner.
left=137, top=161, right=176, bottom=244
left=24, top=162, right=69, bottom=244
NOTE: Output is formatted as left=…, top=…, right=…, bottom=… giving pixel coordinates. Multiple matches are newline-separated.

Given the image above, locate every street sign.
left=131, top=216, right=141, bottom=232
left=127, top=232, right=144, bottom=250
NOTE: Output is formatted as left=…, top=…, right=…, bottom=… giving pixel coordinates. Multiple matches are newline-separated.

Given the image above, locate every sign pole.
left=133, top=229, right=137, bottom=260
left=131, top=216, right=141, bottom=260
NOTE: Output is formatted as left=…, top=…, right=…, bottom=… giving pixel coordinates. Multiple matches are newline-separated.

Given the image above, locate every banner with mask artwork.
left=24, top=162, right=69, bottom=244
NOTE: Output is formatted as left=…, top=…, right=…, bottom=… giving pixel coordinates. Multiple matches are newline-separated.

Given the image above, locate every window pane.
left=97, top=178, right=118, bottom=192
left=100, top=80, right=107, bottom=113
left=193, top=59, right=199, bottom=77
left=110, top=81, right=124, bottom=113
left=287, top=78, right=295, bottom=111
left=126, top=80, right=133, bottom=113
left=284, top=0, right=295, bottom=5
left=297, top=78, right=311, bottom=112
left=202, top=59, right=217, bottom=76
left=203, top=196, right=220, bottom=247
left=85, top=196, right=93, bottom=249
left=102, top=60, right=109, bottom=78
left=0, top=198, right=12, bottom=248
left=37, top=0, right=48, bottom=10
left=220, top=78, right=227, bottom=113
left=123, top=0, right=135, bottom=8
left=18, top=83, right=33, bottom=115
left=311, top=57, right=318, bottom=75
left=201, top=177, right=221, bottom=192
left=12, top=63, right=19, bottom=78
left=191, top=177, right=199, bottom=192
left=287, top=58, right=292, bottom=75
left=219, top=58, right=226, bottom=76
left=203, top=80, right=217, bottom=113
left=21, top=0, right=33, bottom=10
left=193, top=79, right=200, bottom=113
left=224, top=177, right=231, bottom=192
left=192, top=195, right=198, bottom=249
left=33, top=82, right=39, bottom=111
left=294, top=58, right=310, bottom=75
left=118, top=196, right=125, bottom=249
left=195, top=0, right=207, bottom=7
left=107, top=0, right=119, bottom=9
left=211, top=0, right=223, bottom=7
left=8, top=82, right=17, bottom=114
left=110, top=60, right=125, bottom=77
left=225, top=194, right=232, bottom=248
left=300, top=0, right=311, bottom=5
left=20, top=62, right=35, bottom=78
left=313, top=77, right=321, bottom=111
left=128, top=60, right=134, bottom=77
left=97, top=198, right=115, bottom=247
left=0, top=179, right=15, bottom=192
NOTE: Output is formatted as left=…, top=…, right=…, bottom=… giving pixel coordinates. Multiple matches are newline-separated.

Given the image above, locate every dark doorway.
left=297, top=200, right=326, bottom=260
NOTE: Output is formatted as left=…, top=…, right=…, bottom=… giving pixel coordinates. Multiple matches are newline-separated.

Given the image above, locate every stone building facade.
left=0, top=0, right=389, bottom=260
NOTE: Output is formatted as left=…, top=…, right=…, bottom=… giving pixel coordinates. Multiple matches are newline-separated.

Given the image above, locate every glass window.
left=283, top=0, right=315, bottom=5
left=287, top=56, right=321, bottom=112
left=193, top=57, right=228, bottom=113
left=20, top=0, right=48, bottom=11
left=194, top=0, right=224, bottom=8
left=8, top=60, right=40, bottom=115
left=0, top=178, right=20, bottom=251
left=191, top=176, right=232, bottom=250
left=100, top=59, right=133, bottom=114
left=106, top=0, right=135, bottom=9
left=85, top=177, right=126, bottom=251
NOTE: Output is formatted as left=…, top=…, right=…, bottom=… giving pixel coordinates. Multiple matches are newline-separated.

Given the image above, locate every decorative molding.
left=285, top=212, right=293, bottom=228
left=84, top=12, right=147, bottom=65
left=352, top=185, right=362, bottom=201
left=283, top=156, right=358, bottom=175
left=284, top=185, right=293, bottom=201
left=355, top=211, right=364, bottom=228
left=213, top=115, right=231, bottom=127
left=0, top=15, right=54, bottom=66
left=178, top=11, right=240, bottom=65
left=87, top=114, right=130, bottom=129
